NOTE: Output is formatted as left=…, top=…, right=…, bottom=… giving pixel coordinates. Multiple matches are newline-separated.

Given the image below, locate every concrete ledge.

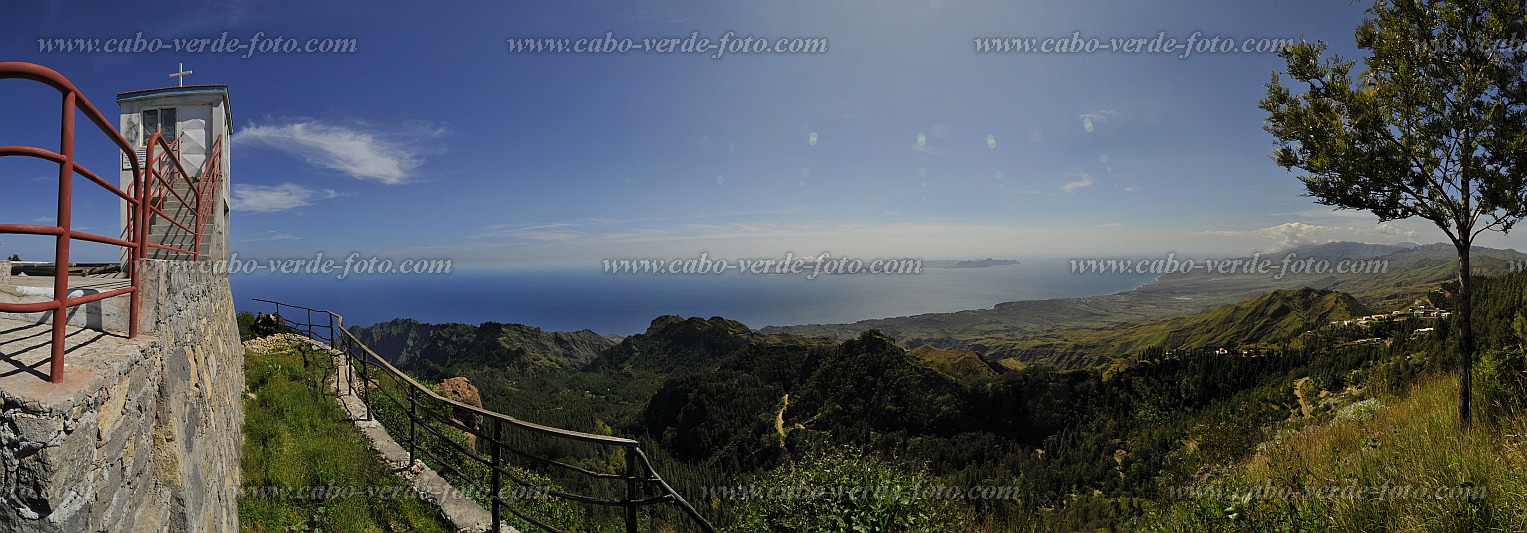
left=0, top=281, right=132, bottom=335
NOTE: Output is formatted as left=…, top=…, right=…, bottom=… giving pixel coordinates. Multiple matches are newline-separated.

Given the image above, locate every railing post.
left=144, top=134, right=158, bottom=261
left=358, top=340, right=371, bottom=420
left=490, top=419, right=502, bottom=533
left=408, top=386, right=417, bottom=467
left=333, top=318, right=344, bottom=398
left=48, top=90, right=78, bottom=384
left=626, top=447, right=639, bottom=533
left=129, top=133, right=145, bottom=341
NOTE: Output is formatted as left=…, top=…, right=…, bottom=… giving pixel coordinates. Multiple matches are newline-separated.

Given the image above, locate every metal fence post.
left=358, top=342, right=371, bottom=420
left=626, top=447, right=639, bottom=533
left=408, top=386, right=417, bottom=466
left=491, top=419, right=502, bottom=533
left=334, top=333, right=344, bottom=398
left=47, top=91, right=77, bottom=384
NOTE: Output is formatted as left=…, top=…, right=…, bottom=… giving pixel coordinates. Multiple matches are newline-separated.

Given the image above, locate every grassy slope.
left=240, top=345, right=454, bottom=533
left=908, top=344, right=1001, bottom=379
left=1132, top=374, right=1527, bottom=532
left=999, top=288, right=1368, bottom=368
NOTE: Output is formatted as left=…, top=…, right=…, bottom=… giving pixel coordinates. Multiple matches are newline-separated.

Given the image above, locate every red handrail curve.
left=192, top=135, right=225, bottom=256
left=137, top=133, right=204, bottom=259
left=0, top=61, right=221, bottom=383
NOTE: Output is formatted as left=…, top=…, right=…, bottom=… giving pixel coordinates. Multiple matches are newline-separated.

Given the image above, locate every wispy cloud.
left=1079, top=109, right=1117, bottom=122
left=1062, top=171, right=1094, bottom=193
left=391, top=218, right=1196, bottom=265
left=474, top=223, right=582, bottom=241
left=234, top=118, right=446, bottom=184
left=908, top=143, right=949, bottom=156
left=244, top=231, right=304, bottom=242
left=232, top=183, right=342, bottom=213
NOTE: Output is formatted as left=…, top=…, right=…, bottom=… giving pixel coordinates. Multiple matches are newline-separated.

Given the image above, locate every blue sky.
left=5, top=0, right=1521, bottom=267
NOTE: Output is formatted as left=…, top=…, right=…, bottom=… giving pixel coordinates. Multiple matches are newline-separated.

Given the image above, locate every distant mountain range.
left=351, top=318, right=617, bottom=371
left=923, top=258, right=1021, bottom=269
left=760, top=242, right=1527, bottom=358
left=349, top=242, right=1525, bottom=373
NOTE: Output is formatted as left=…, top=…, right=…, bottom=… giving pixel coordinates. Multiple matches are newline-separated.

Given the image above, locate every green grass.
left=1129, top=372, right=1527, bottom=532
left=239, top=343, right=455, bottom=533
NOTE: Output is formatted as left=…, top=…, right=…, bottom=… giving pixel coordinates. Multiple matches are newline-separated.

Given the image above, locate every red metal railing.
left=191, top=135, right=225, bottom=256
left=137, top=133, right=207, bottom=259
left=0, top=62, right=220, bottom=383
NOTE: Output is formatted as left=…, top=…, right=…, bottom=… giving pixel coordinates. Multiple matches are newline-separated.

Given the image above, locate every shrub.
left=1476, top=349, right=1527, bottom=418
left=729, top=447, right=975, bottom=532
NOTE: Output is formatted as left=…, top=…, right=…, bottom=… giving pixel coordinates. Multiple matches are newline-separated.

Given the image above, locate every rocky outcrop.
left=438, top=376, right=483, bottom=430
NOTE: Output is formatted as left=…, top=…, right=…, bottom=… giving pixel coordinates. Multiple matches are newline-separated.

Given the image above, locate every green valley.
left=338, top=249, right=1527, bottom=531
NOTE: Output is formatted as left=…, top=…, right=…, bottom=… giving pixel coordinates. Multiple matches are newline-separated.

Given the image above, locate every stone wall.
left=0, top=259, right=243, bottom=532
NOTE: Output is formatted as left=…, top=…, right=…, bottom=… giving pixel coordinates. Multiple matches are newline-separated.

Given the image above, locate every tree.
left=1260, top=0, right=1527, bottom=426
left=5, top=254, right=16, bottom=262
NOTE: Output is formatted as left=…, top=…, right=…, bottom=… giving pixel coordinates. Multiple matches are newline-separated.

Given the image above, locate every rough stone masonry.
left=0, top=260, right=243, bottom=532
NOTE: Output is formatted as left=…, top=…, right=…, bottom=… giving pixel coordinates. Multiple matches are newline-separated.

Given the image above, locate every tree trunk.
left=1457, top=242, right=1475, bottom=428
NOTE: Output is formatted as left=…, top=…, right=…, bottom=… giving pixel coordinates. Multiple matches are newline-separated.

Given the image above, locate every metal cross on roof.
left=169, top=63, right=192, bottom=87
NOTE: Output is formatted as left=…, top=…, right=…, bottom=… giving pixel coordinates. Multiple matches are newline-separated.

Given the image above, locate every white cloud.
left=1195, top=222, right=1420, bottom=250
left=234, top=119, right=445, bottom=184
left=1063, top=171, right=1094, bottom=193
left=232, top=183, right=342, bottom=213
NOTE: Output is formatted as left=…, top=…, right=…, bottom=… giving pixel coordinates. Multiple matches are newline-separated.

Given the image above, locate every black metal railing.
left=250, top=299, right=716, bottom=533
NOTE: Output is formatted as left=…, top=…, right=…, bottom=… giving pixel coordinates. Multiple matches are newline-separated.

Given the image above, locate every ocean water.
left=230, top=258, right=1155, bottom=336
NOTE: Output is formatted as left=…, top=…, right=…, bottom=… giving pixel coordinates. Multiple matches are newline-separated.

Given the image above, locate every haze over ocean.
left=232, top=258, right=1154, bottom=335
